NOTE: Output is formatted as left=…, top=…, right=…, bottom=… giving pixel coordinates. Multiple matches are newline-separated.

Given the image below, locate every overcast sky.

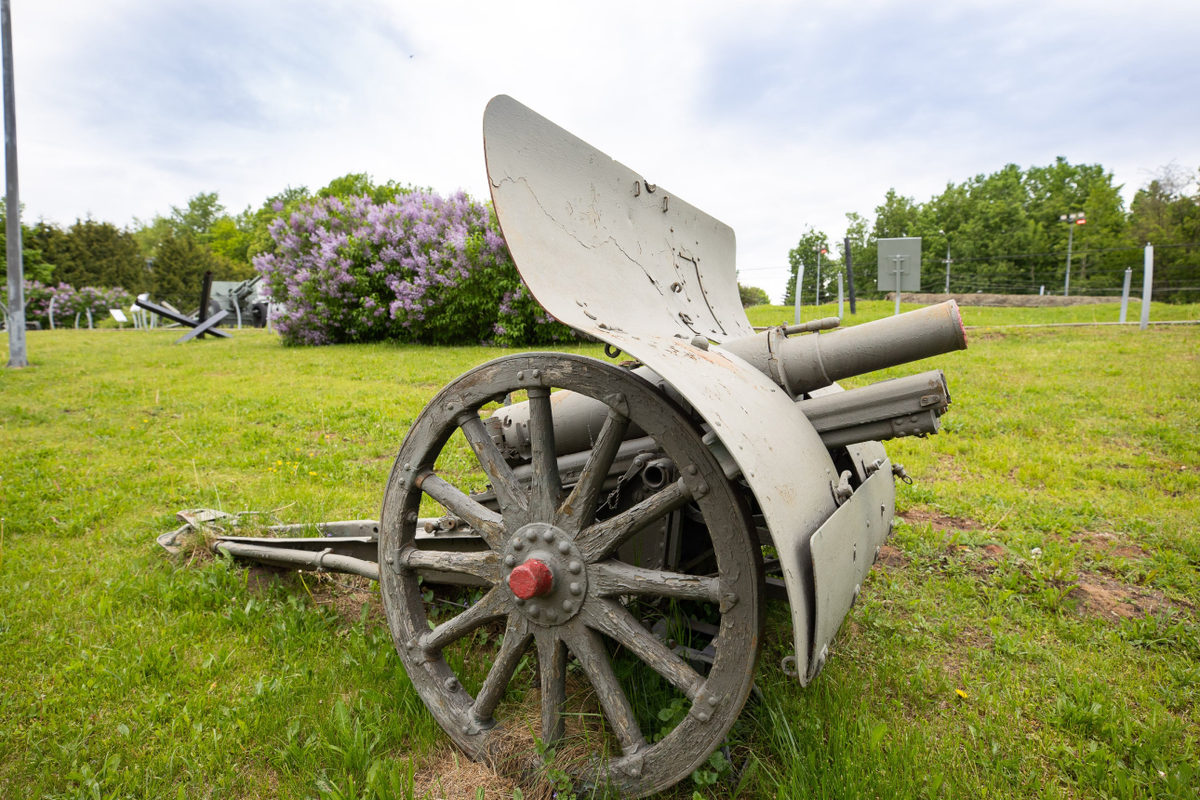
left=9, top=0, right=1200, bottom=302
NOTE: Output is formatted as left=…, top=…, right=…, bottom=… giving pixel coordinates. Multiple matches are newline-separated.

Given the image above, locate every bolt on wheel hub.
left=502, top=522, right=586, bottom=625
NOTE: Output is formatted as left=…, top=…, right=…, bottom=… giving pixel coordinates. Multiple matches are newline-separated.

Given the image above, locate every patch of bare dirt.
left=898, top=509, right=983, bottom=533
left=305, top=573, right=385, bottom=624
left=1072, top=574, right=1178, bottom=621
left=877, top=544, right=909, bottom=568
left=1070, top=530, right=1149, bottom=562
left=413, top=749, right=528, bottom=800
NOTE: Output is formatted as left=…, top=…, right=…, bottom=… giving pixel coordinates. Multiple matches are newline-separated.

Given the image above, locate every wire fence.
left=939, top=243, right=1199, bottom=302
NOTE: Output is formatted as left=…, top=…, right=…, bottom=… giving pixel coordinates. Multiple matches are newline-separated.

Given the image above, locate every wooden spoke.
left=574, top=479, right=692, bottom=563
left=470, top=617, right=533, bottom=725
left=420, top=587, right=508, bottom=655
left=554, top=406, right=630, bottom=533
left=459, top=413, right=529, bottom=524
left=563, top=625, right=648, bottom=756
left=526, top=388, right=563, bottom=522
left=583, top=601, right=704, bottom=701
left=415, top=470, right=506, bottom=549
left=588, top=562, right=721, bottom=603
left=536, top=629, right=568, bottom=745
left=398, top=547, right=502, bottom=584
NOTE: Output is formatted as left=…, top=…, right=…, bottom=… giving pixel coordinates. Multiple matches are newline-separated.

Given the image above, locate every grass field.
left=1, top=302, right=1198, bottom=799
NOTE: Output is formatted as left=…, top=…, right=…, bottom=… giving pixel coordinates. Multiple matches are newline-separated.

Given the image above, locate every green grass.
left=1, top=319, right=1198, bottom=799
left=747, top=298, right=1200, bottom=328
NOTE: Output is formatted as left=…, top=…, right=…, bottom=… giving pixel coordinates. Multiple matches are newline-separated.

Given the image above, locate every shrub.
left=21, top=281, right=133, bottom=327
left=253, top=190, right=574, bottom=347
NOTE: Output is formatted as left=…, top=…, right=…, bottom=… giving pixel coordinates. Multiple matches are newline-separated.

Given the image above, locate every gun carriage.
left=194, top=96, right=967, bottom=796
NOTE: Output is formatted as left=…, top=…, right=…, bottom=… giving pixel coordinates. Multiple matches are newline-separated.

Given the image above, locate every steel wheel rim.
left=379, top=353, right=762, bottom=797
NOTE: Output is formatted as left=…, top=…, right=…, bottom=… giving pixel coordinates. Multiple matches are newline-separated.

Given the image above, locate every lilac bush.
left=253, top=190, right=573, bottom=346
left=22, top=281, right=133, bottom=327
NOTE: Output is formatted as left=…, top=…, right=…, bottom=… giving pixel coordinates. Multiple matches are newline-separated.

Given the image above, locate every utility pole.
left=1060, top=212, right=1086, bottom=297
left=3, top=0, right=26, bottom=367
left=939, top=229, right=951, bottom=294
left=844, top=236, right=856, bottom=314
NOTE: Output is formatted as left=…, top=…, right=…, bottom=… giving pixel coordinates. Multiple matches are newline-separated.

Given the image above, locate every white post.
left=893, top=256, right=904, bottom=317
left=1063, top=222, right=1075, bottom=297
left=1140, top=244, right=1153, bottom=331
left=86, top=308, right=93, bottom=329
left=1119, top=268, right=1132, bottom=323
left=837, top=272, right=844, bottom=319
left=815, top=249, right=822, bottom=307
left=793, top=266, right=804, bottom=325
left=48, top=295, right=56, bottom=329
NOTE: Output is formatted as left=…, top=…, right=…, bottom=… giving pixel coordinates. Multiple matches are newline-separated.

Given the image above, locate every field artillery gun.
left=201, top=97, right=967, bottom=796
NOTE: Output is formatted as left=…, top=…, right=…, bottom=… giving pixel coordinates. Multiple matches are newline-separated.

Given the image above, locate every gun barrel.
left=798, top=369, right=949, bottom=448
left=721, top=301, right=967, bottom=397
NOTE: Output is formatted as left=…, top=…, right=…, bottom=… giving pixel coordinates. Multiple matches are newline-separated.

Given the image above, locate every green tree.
left=170, top=192, right=226, bottom=243
left=785, top=228, right=837, bottom=307
left=738, top=283, right=769, bottom=307
left=24, top=218, right=147, bottom=292
left=0, top=205, right=56, bottom=283
left=1129, top=164, right=1200, bottom=302
left=150, top=231, right=252, bottom=308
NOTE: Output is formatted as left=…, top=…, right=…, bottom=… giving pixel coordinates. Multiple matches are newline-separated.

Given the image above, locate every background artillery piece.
left=184, top=96, right=968, bottom=796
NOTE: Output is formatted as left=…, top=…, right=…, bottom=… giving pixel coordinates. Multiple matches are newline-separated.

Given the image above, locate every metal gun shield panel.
left=483, top=95, right=754, bottom=344
left=484, top=94, right=885, bottom=684
left=808, top=459, right=895, bottom=675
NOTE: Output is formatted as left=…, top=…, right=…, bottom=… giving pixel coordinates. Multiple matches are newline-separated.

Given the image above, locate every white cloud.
left=9, top=0, right=1200, bottom=302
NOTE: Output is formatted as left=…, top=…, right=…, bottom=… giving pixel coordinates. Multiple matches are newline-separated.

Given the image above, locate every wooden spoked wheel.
left=379, top=353, right=763, bottom=797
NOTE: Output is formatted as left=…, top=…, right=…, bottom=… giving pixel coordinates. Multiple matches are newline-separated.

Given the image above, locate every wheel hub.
left=502, top=522, right=586, bottom=625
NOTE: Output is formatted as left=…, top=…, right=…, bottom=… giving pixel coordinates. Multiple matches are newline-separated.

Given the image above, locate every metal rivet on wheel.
left=569, top=582, right=582, bottom=596
left=527, top=529, right=538, bottom=542
left=686, top=465, right=698, bottom=476
left=514, top=597, right=526, bottom=606
left=707, top=695, right=719, bottom=707
left=568, top=561, right=582, bottom=574
left=504, top=555, right=516, bottom=567
left=546, top=610, right=558, bottom=622
left=517, top=371, right=525, bottom=380
left=527, top=604, right=539, bottom=617
left=562, top=600, right=573, bottom=612
left=557, top=540, right=570, bottom=554
left=532, top=369, right=541, bottom=378
left=697, top=711, right=710, bottom=722
left=403, top=462, right=411, bottom=471
left=513, top=539, right=525, bottom=551
left=542, top=529, right=555, bottom=543
left=406, top=511, right=417, bottom=523
left=386, top=556, right=395, bottom=565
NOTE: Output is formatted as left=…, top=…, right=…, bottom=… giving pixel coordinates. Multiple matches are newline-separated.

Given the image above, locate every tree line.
left=0, top=173, right=404, bottom=309
left=778, top=159, right=1200, bottom=306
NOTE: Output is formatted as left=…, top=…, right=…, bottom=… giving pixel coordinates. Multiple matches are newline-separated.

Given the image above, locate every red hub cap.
left=508, top=559, right=554, bottom=600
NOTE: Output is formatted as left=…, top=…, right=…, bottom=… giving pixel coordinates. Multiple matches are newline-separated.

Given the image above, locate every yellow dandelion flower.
left=955, top=689, right=968, bottom=699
